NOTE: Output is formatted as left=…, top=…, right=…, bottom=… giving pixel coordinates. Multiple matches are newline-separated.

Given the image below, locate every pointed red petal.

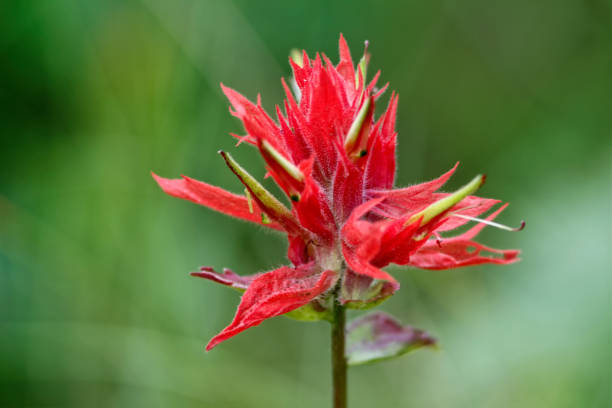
left=293, top=159, right=336, bottom=243
left=206, top=264, right=337, bottom=350
left=323, top=53, right=352, bottom=111
left=340, top=198, right=397, bottom=283
left=337, top=33, right=356, bottom=88
left=381, top=91, right=399, bottom=137
left=221, top=84, right=285, bottom=152
left=332, top=154, right=365, bottom=222
left=378, top=162, right=459, bottom=199
left=435, top=196, right=500, bottom=232
left=361, top=92, right=399, bottom=190
left=409, top=204, right=520, bottom=269
left=341, top=197, right=386, bottom=244
left=342, top=245, right=397, bottom=283
left=373, top=82, right=389, bottom=100
left=364, top=127, right=396, bottom=190
left=302, top=55, right=344, bottom=179
left=408, top=240, right=520, bottom=270
left=369, top=162, right=459, bottom=218
left=365, top=70, right=381, bottom=96
left=370, top=217, right=425, bottom=267
left=289, top=52, right=313, bottom=93
left=152, top=172, right=282, bottom=231
left=455, top=202, right=510, bottom=240
left=276, top=104, right=310, bottom=163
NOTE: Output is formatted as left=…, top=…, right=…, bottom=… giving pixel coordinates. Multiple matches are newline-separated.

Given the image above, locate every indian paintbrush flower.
left=153, top=34, right=522, bottom=354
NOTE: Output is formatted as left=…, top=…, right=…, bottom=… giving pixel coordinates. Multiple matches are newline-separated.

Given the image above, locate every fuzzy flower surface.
left=153, top=35, right=520, bottom=351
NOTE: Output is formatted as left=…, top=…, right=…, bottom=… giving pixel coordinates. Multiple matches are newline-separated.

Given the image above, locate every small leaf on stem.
left=346, top=311, right=436, bottom=365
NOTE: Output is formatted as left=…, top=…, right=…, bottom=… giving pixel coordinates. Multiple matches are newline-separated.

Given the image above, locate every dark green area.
left=1, top=0, right=610, bottom=407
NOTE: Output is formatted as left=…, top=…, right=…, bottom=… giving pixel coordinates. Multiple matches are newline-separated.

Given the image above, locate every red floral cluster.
left=154, top=35, right=520, bottom=350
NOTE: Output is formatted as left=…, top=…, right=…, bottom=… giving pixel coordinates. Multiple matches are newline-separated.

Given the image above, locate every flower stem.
left=331, top=286, right=347, bottom=408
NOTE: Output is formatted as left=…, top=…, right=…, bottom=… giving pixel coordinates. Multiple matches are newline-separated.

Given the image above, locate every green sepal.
left=344, top=281, right=393, bottom=310
left=285, top=302, right=332, bottom=322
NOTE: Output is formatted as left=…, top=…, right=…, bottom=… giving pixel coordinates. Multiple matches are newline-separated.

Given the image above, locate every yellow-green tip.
left=355, top=40, right=370, bottom=87
left=407, top=174, right=486, bottom=226
left=260, top=140, right=304, bottom=182
left=290, top=49, right=303, bottom=68
left=344, top=96, right=372, bottom=153
left=219, top=150, right=294, bottom=221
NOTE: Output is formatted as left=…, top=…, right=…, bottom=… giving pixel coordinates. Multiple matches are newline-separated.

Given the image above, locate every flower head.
left=153, top=35, right=522, bottom=350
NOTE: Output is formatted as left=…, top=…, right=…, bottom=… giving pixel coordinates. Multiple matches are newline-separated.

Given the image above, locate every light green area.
left=221, top=151, right=294, bottom=221
left=286, top=303, right=333, bottom=322
left=261, top=140, right=304, bottom=182
left=1, top=0, right=609, bottom=407
left=343, top=96, right=371, bottom=153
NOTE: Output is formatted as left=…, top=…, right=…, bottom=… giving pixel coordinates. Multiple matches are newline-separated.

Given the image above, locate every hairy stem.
left=331, top=284, right=347, bottom=408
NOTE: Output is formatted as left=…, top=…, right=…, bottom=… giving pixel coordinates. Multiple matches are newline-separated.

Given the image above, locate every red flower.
left=153, top=35, right=522, bottom=350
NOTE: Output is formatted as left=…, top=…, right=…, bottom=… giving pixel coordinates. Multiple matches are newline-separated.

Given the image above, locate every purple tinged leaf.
left=346, top=311, right=436, bottom=366
left=191, top=266, right=258, bottom=291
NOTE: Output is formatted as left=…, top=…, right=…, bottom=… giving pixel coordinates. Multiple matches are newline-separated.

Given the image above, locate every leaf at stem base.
left=346, top=311, right=436, bottom=366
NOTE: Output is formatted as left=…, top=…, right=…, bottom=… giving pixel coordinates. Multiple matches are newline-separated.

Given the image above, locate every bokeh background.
left=1, top=0, right=610, bottom=407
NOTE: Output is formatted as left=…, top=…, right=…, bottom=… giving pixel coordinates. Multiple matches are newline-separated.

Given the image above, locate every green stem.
left=331, top=286, right=347, bottom=408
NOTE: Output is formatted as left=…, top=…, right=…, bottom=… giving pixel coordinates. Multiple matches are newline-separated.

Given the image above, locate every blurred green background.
left=1, top=0, right=610, bottom=407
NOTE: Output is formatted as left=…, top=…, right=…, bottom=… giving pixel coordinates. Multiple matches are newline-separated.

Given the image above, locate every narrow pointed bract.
left=344, top=96, right=373, bottom=157
left=407, top=174, right=486, bottom=226
left=218, top=150, right=303, bottom=236
left=153, top=35, right=522, bottom=350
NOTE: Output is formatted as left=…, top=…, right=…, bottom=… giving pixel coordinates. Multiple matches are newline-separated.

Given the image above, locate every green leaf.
left=284, top=302, right=332, bottom=322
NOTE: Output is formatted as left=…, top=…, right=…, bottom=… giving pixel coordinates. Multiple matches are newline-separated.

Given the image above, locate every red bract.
left=153, top=35, right=521, bottom=350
